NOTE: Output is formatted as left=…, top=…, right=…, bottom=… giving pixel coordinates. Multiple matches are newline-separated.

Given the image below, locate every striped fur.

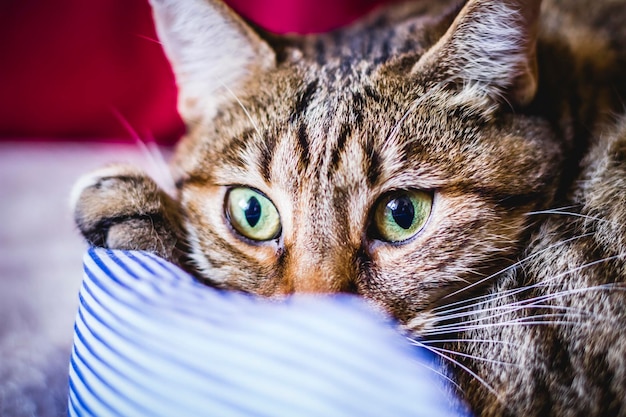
left=72, top=0, right=626, bottom=415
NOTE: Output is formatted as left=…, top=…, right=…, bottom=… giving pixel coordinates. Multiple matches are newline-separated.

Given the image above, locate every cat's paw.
left=71, top=165, right=186, bottom=263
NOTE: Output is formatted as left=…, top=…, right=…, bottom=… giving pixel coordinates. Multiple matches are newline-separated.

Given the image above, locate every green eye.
left=373, top=190, right=432, bottom=243
left=226, top=187, right=281, bottom=241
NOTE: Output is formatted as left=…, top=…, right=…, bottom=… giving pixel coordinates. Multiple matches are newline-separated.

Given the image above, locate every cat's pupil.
left=389, top=197, right=415, bottom=230
left=244, top=196, right=262, bottom=228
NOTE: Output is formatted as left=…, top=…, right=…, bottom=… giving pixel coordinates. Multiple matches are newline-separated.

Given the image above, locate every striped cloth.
left=69, top=248, right=469, bottom=417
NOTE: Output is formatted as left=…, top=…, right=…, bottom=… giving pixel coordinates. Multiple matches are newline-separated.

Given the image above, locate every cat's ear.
left=413, top=0, right=541, bottom=112
left=149, top=0, right=276, bottom=121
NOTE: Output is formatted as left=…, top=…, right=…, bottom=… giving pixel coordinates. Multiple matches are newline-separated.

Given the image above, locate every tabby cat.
left=72, top=0, right=626, bottom=415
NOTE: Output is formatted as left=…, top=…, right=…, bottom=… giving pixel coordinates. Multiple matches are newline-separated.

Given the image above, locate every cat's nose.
left=280, top=253, right=355, bottom=294
left=281, top=265, right=340, bottom=293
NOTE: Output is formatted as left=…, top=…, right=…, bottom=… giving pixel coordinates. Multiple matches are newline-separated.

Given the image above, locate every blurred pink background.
left=0, top=0, right=396, bottom=145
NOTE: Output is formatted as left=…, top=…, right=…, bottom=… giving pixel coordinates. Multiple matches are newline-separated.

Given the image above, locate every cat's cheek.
left=361, top=191, right=500, bottom=309
left=180, top=184, right=225, bottom=234
left=181, top=184, right=282, bottom=280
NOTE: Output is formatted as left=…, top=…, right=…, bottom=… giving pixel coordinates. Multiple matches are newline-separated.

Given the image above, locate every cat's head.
left=74, top=0, right=564, bottom=327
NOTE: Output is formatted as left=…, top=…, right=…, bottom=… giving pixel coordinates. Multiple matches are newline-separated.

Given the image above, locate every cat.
left=72, top=0, right=626, bottom=415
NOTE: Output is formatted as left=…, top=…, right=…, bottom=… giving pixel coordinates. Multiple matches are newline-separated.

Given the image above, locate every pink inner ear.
left=225, top=0, right=401, bottom=34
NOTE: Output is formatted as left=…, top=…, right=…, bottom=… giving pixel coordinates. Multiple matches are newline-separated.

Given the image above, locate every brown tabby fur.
left=72, top=0, right=626, bottom=415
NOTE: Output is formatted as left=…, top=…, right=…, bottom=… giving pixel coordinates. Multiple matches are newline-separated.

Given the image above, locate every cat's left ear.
left=149, top=0, right=276, bottom=121
left=413, top=0, right=541, bottom=111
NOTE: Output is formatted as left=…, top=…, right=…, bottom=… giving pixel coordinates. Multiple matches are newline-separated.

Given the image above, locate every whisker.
left=415, top=360, right=464, bottom=393
left=386, top=101, right=418, bottom=144
left=426, top=310, right=590, bottom=336
left=526, top=204, right=581, bottom=214
left=426, top=284, right=625, bottom=334
left=437, top=254, right=624, bottom=318
left=110, top=108, right=177, bottom=196
left=447, top=284, right=618, bottom=320
left=141, top=132, right=177, bottom=195
left=439, top=232, right=595, bottom=303
left=426, top=302, right=592, bottom=328
left=511, top=284, right=626, bottom=307
left=134, top=33, right=162, bottom=45
left=420, top=338, right=522, bottom=348
left=426, top=345, right=522, bottom=368
left=220, top=82, right=263, bottom=141
left=408, top=338, right=500, bottom=399
left=422, top=320, right=585, bottom=337
left=516, top=255, right=624, bottom=290
left=526, top=208, right=613, bottom=225
left=511, top=313, right=591, bottom=322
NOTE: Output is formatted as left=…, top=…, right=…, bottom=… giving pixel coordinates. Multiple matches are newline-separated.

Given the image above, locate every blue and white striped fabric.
left=69, top=248, right=469, bottom=417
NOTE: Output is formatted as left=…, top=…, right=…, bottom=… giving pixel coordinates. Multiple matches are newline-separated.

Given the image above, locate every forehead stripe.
left=290, top=80, right=318, bottom=123
left=329, top=123, right=352, bottom=174
left=296, top=122, right=311, bottom=171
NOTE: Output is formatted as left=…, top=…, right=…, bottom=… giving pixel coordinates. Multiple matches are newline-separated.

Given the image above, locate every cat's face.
left=74, top=0, right=564, bottom=327
left=177, top=63, right=559, bottom=322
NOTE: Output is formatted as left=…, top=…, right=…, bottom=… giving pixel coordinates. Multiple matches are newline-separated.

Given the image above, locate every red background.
left=0, top=0, right=395, bottom=145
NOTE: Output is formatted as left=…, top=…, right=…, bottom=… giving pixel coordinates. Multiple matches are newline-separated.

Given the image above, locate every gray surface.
left=0, top=141, right=164, bottom=416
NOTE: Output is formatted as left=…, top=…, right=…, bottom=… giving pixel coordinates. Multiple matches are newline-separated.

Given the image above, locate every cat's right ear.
left=149, top=0, right=276, bottom=122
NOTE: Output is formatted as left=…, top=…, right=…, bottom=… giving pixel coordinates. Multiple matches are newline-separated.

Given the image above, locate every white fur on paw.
left=69, top=165, right=138, bottom=212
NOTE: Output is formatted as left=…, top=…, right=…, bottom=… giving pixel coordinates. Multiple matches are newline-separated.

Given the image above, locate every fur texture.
left=73, top=0, right=626, bottom=415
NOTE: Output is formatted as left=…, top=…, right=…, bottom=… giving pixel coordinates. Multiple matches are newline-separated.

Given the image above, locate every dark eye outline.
left=367, top=189, right=433, bottom=244
left=224, top=186, right=282, bottom=243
